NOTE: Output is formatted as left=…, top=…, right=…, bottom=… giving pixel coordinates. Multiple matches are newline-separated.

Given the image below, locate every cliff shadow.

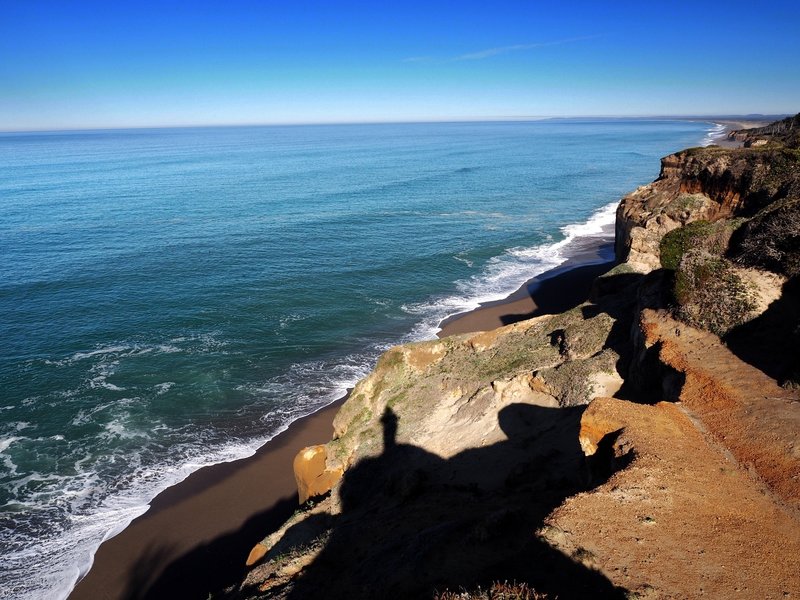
left=584, top=269, right=675, bottom=403
left=723, top=274, right=800, bottom=386
left=119, top=495, right=298, bottom=600
left=244, top=406, right=627, bottom=600
left=498, top=261, right=616, bottom=327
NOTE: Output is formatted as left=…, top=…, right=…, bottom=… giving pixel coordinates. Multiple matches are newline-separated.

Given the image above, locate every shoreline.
left=63, top=121, right=723, bottom=599
left=68, top=233, right=615, bottom=600
left=64, top=121, right=727, bottom=598
left=707, top=118, right=770, bottom=148
left=438, top=234, right=615, bottom=337
left=69, top=399, right=344, bottom=600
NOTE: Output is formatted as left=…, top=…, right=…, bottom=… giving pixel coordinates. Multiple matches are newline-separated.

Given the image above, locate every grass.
left=659, top=220, right=715, bottom=271
left=433, top=581, right=549, bottom=600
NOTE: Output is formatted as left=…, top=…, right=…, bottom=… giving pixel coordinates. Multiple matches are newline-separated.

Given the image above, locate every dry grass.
left=433, top=581, right=549, bottom=600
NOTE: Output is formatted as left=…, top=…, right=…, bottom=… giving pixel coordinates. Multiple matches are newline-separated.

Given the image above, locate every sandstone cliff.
left=231, top=117, right=800, bottom=600
left=615, top=145, right=800, bottom=271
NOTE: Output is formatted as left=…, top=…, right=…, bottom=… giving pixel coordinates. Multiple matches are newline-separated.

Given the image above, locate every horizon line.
left=1, top=113, right=788, bottom=135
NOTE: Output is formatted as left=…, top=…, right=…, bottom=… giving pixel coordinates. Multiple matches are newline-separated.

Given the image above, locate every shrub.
left=673, top=251, right=756, bottom=336
left=659, top=221, right=716, bottom=270
left=729, top=197, right=800, bottom=277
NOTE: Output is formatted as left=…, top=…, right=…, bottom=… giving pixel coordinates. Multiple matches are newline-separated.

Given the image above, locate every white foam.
left=453, top=253, right=474, bottom=268
left=0, top=436, right=21, bottom=453
left=89, top=375, right=124, bottom=391
left=701, top=122, right=727, bottom=147
left=395, top=200, right=618, bottom=341
left=154, top=381, right=175, bottom=395
left=70, top=345, right=131, bottom=362
left=1, top=427, right=288, bottom=600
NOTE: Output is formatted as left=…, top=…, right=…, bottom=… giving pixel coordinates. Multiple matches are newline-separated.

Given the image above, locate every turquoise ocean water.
left=0, top=120, right=715, bottom=598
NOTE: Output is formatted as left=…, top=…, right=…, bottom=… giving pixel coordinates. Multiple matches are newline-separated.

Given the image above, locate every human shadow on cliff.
left=251, top=405, right=627, bottom=600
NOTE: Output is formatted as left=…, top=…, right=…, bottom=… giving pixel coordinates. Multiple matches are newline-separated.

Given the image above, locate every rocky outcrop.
left=304, top=301, right=628, bottom=492
left=293, top=445, right=343, bottom=504
left=232, top=115, right=800, bottom=599
left=616, top=144, right=800, bottom=270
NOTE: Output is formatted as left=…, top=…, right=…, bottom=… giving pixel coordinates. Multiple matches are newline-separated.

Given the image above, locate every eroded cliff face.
left=233, top=119, right=800, bottom=600
left=241, top=287, right=636, bottom=598
left=616, top=146, right=800, bottom=271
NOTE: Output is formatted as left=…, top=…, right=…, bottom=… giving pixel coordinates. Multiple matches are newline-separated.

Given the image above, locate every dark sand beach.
left=69, top=239, right=615, bottom=600
left=70, top=401, right=343, bottom=600
left=439, top=238, right=615, bottom=337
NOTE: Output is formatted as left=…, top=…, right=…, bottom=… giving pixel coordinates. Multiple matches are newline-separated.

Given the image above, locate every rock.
left=293, top=445, right=343, bottom=504
left=548, top=396, right=800, bottom=599
left=616, top=145, right=800, bottom=270
left=246, top=542, right=269, bottom=567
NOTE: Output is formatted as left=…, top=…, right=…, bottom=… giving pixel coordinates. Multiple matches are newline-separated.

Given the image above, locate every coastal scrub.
left=674, top=251, right=756, bottom=335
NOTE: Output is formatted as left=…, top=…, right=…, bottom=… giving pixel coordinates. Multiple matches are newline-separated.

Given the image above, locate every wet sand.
left=69, top=400, right=343, bottom=600
left=70, top=238, right=616, bottom=599
left=439, top=237, right=615, bottom=337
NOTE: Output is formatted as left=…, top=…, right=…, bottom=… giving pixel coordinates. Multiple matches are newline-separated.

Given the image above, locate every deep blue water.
left=0, top=119, right=713, bottom=598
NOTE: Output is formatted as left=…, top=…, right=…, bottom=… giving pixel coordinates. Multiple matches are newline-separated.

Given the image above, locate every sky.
left=1, top=0, right=798, bottom=131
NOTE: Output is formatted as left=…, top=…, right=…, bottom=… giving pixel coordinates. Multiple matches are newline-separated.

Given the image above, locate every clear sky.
left=1, top=0, right=798, bottom=131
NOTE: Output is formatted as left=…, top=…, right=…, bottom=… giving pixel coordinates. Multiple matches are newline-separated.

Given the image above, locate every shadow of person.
left=270, top=404, right=625, bottom=600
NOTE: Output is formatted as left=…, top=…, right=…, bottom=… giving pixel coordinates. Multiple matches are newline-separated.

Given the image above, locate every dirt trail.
left=542, top=311, right=800, bottom=598
left=641, top=309, right=800, bottom=509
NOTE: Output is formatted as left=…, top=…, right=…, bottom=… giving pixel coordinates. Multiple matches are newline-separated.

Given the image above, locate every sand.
left=69, top=401, right=342, bottom=600
left=439, top=239, right=615, bottom=336
left=709, top=118, right=771, bottom=148
left=68, top=242, right=614, bottom=600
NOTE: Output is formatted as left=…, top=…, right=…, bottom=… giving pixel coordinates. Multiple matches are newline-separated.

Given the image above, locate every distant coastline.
left=0, top=114, right=787, bottom=136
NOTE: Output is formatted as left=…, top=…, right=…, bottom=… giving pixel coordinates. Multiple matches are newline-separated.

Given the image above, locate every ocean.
left=0, top=119, right=714, bottom=598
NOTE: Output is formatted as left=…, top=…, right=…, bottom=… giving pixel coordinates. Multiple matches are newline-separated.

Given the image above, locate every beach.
left=70, top=400, right=344, bottom=600
left=439, top=237, right=615, bottom=337
left=68, top=239, right=614, bottom=599
left=1, top=120, right=716, bottom=600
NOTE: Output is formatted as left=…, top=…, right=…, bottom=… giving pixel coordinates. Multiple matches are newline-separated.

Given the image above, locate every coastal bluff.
left=234, top=117, right=800, bottom=599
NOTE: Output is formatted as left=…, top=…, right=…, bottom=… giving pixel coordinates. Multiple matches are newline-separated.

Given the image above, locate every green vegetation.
left=659, top=221, right=715, bottom=270
left=660, top=218, right=748, bottom=271
left=674, top=251, right=756, bottom=336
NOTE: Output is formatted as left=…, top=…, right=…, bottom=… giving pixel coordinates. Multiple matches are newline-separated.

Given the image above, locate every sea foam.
left=0, top=120, right=715, bottom=600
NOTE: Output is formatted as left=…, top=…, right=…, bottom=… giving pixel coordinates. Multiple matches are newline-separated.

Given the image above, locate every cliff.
left=230, top=117, right=800, bottom=599
left=615, top=145, right=800, bottom=271
left=727, top=113, right=800, bottom=148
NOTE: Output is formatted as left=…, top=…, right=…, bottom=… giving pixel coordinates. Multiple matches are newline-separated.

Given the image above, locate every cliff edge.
left=232, top=117, right=800, bottom=599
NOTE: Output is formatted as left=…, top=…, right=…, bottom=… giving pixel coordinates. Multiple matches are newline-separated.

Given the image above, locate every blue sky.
left=1, top=0, right=798, bottom=130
